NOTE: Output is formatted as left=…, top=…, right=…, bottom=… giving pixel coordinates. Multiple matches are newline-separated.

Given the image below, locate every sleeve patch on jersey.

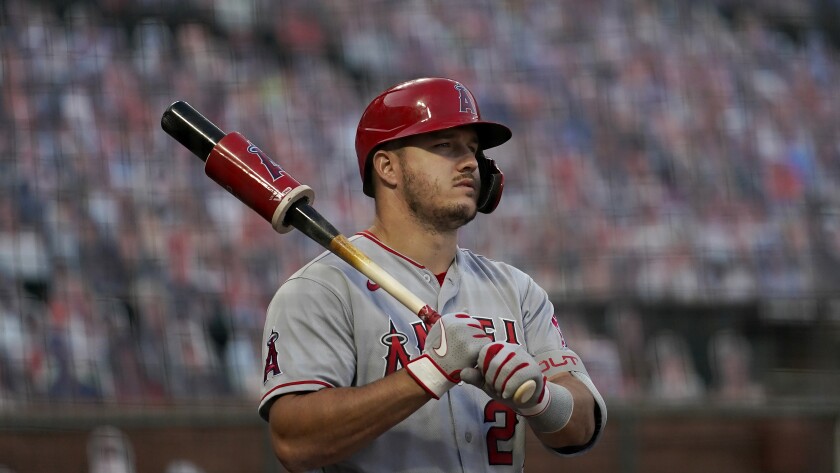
left=550, top=315, right=568, bottom=348
left=263, top=329, right=283, bottom=383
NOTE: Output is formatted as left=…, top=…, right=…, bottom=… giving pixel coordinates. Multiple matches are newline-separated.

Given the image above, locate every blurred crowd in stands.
left=1, top=0, right=837, bottom=406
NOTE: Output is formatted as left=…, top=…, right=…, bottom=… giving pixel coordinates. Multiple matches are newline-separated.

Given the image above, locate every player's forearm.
left=531, top=374, right=596, bottom=449
left=268, top=370, right=431, bottom=472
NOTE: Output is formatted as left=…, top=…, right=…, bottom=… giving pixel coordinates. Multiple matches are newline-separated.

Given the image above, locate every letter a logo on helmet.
left=454, top=83, right=477, bottom=116
left=355, top=77, right=511, bottom=213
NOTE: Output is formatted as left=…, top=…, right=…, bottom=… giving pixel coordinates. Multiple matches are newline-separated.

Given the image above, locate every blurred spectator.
left=87, top=426, right=136, bottom=473
left=0, top=278, right=25, bottom=409
left=123, top=277, right=172, bottom=401
left=43, top=267, right=113, bottom=400
left=707, top=328, right=766, bottom=403
left=647, top=330, right=706, bottom=402
left=0, top=357, right=17, bottom=411
left=606, top=305, right=650, bottom=399
left=0, top=196, right=50, bottom=285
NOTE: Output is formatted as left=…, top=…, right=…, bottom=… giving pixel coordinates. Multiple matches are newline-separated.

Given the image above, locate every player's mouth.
left=454, top=177, right=475, bottom=189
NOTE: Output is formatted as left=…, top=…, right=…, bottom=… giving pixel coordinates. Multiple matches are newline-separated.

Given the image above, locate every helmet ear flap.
left=476, top=151, right=504, bottom=214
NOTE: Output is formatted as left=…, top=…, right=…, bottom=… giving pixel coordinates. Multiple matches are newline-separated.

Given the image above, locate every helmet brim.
left=396, top=120, right=512, bottom=151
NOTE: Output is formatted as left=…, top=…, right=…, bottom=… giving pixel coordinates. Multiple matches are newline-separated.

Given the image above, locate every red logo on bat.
left=248, top=143, right=286, bottom=181
left=367, top=280, right=380, bottom=291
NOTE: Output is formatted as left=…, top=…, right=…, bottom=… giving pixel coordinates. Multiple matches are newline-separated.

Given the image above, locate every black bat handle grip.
left=161, top=101, right=226, bottom=162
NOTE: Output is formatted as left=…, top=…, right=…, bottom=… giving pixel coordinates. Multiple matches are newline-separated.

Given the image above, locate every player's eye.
left=434, top=142, right=451, bottom=148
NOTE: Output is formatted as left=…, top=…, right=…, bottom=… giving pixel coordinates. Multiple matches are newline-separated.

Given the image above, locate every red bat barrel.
left=205, top=132, right=314, bottom=233
left=161, top=101, right=314, bottom=233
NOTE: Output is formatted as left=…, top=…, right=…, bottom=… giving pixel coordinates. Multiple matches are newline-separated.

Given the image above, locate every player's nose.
left=456, top=148, right=479, bottom=173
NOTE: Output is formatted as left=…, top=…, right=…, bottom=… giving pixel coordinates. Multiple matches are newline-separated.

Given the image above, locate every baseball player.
left=259, top=78, right=607, bottom=472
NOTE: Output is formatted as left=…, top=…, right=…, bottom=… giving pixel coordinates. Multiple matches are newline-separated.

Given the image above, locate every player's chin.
left=444, top=187, right=478, bottom=213
left=448, top=201, right=478, bottom=225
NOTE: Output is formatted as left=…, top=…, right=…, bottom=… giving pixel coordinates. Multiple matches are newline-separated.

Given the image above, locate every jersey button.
left=465, top=432, right=472, bottom=443
left=423, top=273, right=431, bottom=282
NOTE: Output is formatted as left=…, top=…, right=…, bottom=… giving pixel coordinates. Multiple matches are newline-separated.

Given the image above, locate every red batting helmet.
left=355, top=77, right=511, bottom=213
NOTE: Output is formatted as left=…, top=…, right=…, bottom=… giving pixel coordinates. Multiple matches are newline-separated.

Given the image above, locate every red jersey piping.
left=356, top=230, right=425, bottom=268
left=261, top=380, right=333, bottom=402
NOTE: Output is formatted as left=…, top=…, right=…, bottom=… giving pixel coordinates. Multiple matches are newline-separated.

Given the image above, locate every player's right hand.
left=461, top=342, right=547, bottom=411
left=462, top=342, right=576, bottom=433
left=405, top=312, right=492, bottom=399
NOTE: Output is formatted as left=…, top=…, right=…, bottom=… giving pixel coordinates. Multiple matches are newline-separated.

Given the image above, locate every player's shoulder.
left=456, top=247, right=532, bottom=284
left=285, top=234, right=369, bottom=283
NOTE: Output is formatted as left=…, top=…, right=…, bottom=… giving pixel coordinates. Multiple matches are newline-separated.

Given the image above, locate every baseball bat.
left=160, top=101, right=536, bottom=405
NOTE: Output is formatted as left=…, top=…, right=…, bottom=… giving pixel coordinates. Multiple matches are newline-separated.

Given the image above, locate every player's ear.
left=371, top=148, right=400, bottom=191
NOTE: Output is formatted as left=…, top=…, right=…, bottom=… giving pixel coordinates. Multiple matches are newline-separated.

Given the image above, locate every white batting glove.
left=461, top=342, right=546, bottom=412
left=461, top=342, right=574, bottom=432
left=405, top=312, right=492, bottom=399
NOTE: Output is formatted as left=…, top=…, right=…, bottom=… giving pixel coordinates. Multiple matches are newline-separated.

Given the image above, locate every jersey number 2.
left=484, top=400, right=518, bottom=465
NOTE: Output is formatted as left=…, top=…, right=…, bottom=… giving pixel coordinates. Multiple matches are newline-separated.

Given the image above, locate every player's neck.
left=368, top=207, right=458, bottom=274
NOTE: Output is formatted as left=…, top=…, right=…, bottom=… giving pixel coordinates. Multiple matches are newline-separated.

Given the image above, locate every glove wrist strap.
left=405, top=354, right=456, bottom=399
left=523, top=383, right=574, bottom=433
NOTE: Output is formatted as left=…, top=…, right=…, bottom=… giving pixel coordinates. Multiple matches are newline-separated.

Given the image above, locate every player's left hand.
left=405, top=312, right=492, bottom=400
left=461, top=342, right=547, bottom=413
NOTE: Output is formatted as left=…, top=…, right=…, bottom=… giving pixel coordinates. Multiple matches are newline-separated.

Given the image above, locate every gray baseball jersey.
left=259, top=231, right=574, bottom=472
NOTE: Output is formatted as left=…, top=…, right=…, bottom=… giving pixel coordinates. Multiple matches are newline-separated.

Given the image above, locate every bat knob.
left=513, top=380, right=537, bottom=405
